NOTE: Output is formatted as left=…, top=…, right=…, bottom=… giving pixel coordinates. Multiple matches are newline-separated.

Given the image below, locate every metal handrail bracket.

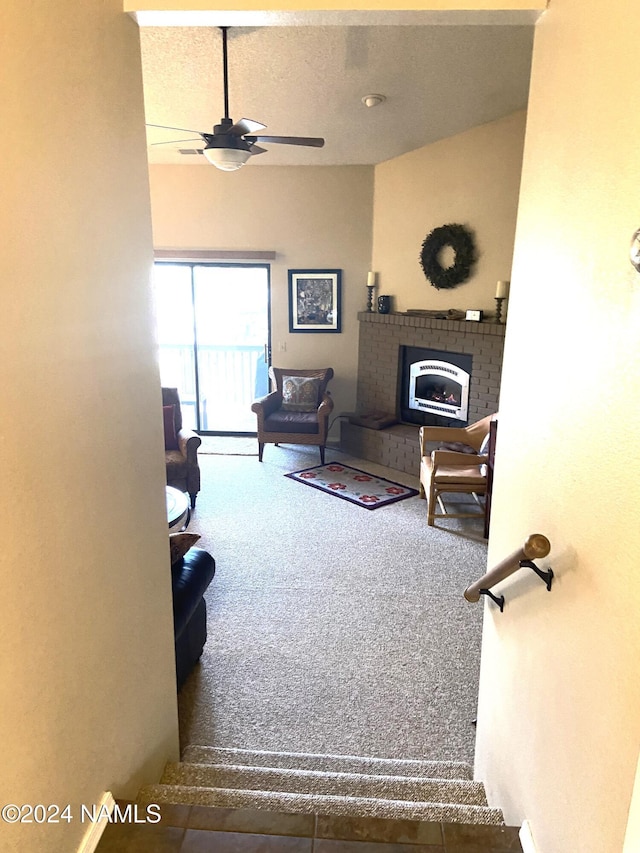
left=465, top=534, right=553, bottom=612
left=520, top=558, right=554, bottom=591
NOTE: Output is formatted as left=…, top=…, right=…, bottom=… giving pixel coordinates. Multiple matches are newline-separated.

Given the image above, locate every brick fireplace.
left=340, top=312, right=505, bottom=475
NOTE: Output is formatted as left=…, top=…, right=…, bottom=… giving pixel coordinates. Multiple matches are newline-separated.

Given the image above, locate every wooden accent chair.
left=162, top=387, right=201, bottom=508
left=251, top=367, right=334, bottom=463
left=419, top=413, right=495, bottom=527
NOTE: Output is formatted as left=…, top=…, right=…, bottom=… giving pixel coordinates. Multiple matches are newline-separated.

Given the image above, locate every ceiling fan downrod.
left=148, top=24, right=324, bottom=170
left=221, top=26, right=230, bottom=121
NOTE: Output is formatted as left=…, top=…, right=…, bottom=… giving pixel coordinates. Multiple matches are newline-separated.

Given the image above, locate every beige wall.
left=475, top=1, right=640, bottom=851
left=1, top=3, right=178, bottom=850
left=371, top=111, right=527, bottom=316
left=148, top=164, right=374, bottom=424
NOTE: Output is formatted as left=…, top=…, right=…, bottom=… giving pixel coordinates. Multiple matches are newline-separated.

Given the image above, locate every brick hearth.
left=340, top=312, right=505, bottom=475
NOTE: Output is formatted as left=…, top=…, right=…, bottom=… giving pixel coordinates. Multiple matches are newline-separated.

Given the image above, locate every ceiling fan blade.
left=245, top=135, right=325, bottom=148
left=248, top=144, right=267, bottom=155
left=228, top=118, right=267, bottom=136
left=146, top=123, right=205, bottom=135
left=150, top=138, right=203, bottom=146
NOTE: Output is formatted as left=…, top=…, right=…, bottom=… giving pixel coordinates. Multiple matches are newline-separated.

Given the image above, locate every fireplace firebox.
left=399, top=346, right=473, bottom=426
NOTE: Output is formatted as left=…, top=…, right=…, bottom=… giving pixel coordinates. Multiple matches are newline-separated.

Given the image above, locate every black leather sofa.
left=171, top=547, right=216, bottom=688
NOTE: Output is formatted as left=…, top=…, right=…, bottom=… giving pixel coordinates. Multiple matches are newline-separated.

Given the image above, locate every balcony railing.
left=159, top=343, right=267, bottom=432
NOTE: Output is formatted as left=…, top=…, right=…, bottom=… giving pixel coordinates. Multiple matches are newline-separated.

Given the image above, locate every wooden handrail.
left=464, top=534, right=551, bottom=603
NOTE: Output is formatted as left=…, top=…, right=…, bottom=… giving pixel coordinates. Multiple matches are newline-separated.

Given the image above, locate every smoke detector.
left=361, top=94, right=386, bottom=108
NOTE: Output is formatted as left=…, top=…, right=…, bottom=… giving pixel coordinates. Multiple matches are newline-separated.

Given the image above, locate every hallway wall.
left=1, top=3, right=178, bottom=850
left=474, top=2, right=640, bottom=851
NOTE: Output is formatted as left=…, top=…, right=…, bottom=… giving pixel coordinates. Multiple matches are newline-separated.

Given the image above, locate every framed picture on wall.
left=288, top=269, right=342, bottom=333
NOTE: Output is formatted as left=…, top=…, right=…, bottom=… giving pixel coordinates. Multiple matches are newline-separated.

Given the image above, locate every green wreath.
left=419, top=223, right=477, bottom=290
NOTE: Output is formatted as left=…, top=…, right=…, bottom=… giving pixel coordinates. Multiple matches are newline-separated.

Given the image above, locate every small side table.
left=166, top=486, right=190, bottom=530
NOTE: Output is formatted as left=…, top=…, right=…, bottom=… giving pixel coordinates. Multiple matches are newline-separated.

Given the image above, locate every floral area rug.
left=285, top=463, right=419, bottom=509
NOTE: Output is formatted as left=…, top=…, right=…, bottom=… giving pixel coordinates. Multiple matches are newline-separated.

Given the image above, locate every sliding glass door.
left=154, top=262, right=270, bottom=433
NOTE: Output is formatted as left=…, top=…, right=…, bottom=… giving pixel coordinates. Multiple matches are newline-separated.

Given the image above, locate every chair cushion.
left=163, top=404, right=179, bottom=450
left=281, top=376, right=321, bottom=412
left=438, top=441, right=476, bottom=454
left=165, top=450, right=188, bottom=476
left=263, top=410, right=320, bottom=434
left=435, top=467, right=485, bottom=485
left=421, top=456, right=485, bottom=485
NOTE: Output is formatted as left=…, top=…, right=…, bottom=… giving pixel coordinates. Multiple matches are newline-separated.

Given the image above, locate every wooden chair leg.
left=319, top=445, right=326, bottom=464
left=258, top=442, right=264, bottom=461
left=427, top=481, right=437, bottom=526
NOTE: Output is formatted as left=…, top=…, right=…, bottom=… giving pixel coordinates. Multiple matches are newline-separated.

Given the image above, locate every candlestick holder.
left=494, top=296, right=505, bottom=324
left=366, top=285, right=376, bottom=312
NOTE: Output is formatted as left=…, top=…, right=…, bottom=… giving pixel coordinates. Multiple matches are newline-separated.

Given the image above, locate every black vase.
left=378, top=295, right=392, bottom=314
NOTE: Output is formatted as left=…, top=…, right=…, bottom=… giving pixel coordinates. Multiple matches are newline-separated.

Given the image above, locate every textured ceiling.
left=140, top=23, right=535, bottom=167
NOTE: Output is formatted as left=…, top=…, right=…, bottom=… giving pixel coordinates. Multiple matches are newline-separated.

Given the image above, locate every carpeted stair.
left=138, top=746, right=505, bottom=825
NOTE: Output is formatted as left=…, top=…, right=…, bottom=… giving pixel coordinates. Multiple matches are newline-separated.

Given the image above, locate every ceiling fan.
left=147, top=27, right=325, bottom=171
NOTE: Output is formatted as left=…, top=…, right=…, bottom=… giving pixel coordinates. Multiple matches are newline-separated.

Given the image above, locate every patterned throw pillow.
left=281, top=376, right=320, bottom=412
left=169, top=532, right=200, bottom=566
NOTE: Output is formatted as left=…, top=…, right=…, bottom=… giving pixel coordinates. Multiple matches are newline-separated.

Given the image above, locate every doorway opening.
left=154, top=261, right=270, bottom=434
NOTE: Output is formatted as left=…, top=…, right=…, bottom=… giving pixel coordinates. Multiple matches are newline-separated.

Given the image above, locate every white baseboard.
left=76, top=792, right=115, bottom=853
left=520, top=820, right=538, bottom=853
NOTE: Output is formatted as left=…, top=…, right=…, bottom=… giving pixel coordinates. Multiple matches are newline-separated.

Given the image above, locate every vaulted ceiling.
left=138, top=12, right=536, bottom=167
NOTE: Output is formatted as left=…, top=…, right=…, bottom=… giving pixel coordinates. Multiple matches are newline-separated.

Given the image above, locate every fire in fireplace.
left=399, top=346, right=472, bottom=425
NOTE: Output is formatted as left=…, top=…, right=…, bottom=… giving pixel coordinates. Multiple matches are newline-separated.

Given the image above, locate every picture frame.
left=288, top=269, right=342, bottom=333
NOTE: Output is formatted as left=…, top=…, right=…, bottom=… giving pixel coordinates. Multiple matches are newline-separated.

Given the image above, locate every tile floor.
left=96, top=803, right=523, bottom=852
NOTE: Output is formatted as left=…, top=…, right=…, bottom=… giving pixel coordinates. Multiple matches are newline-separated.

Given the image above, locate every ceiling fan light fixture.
left=362, top=94, right=386, bottom=108
left=203, top=146, right=251, bottom=171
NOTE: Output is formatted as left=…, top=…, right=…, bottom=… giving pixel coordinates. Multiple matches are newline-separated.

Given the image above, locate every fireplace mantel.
left=357, top=310, right=506, bottom=339
left=340, top=311, right=505, bottom=475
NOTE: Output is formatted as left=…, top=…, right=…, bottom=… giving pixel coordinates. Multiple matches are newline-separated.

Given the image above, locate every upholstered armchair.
left=251, top=367, right=334, bottom=463
left=419, top=413, right=494, bottom=526
left=162, top=387, right=201, bottom=508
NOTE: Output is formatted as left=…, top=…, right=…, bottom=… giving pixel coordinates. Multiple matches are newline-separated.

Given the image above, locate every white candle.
left=367, top=271, right=376, bottom=287
left=496, top=280, right=509, bottom=299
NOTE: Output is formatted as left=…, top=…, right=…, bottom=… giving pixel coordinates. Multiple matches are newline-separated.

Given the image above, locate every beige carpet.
left=179, top=443, right=487, bottom=764
left=140, top=745, right=504, bottom=824
left=139, top=745, right=506, bottom=824
left=198, top=435, right=258, bottom=455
